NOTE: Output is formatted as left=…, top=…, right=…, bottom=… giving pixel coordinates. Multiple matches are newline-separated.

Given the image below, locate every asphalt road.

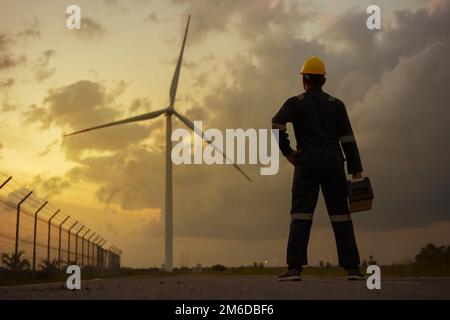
left=0, top=275, right=449, bottom=300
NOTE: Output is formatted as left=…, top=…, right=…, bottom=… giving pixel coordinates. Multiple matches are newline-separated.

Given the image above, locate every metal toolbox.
left=347, top=177, right=374, bottom=213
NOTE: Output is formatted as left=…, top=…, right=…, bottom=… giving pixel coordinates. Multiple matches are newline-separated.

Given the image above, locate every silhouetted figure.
left=273, top=57, right=364, bottom=281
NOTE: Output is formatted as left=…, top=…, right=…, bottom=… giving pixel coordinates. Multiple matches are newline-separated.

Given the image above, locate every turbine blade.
left=173, top=110, right=206, bottom=139
left=174, top=111, right=252, bottom=182
left=64, top=108, right=167, bottom=137
left=169, top=15, right=191, bottom=108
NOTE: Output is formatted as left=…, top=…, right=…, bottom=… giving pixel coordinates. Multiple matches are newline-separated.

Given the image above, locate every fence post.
left=117, top=249, right=122, bottom=270
left=108, top=246, right=114, bottom=271
left=103, top=248, right=107, bottom=271
left=87, top=233, right=95, bottom=266
left=15, top=190, right=33, bottom=257
left=81, top=229, right=90, bottom=267
left=67, top=221, right=78, bottom=264
left=97, top=240, right=102, bottom=272
left=47, top=209, right=60, bottom=262
left=93, top=236, right=100, bottom=268
left=58, top=216, right=70, bottom=269
left=100, top=239, right=106, bottom=270
left=103, top=241, right=109, bottom=270
left=94, top=237, right=102, bottom=269
left=0, top=176, right=12, bottom=189
left=32, top=200, right=48, bottom=277
left=74, top=226, right=85, bottom=265
left=99, top=240, right=106, bottom=271
left=114, top=247, right=119, bottom=271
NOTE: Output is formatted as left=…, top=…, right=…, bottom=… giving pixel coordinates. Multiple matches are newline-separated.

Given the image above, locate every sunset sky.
left=0, top=0, right=449, bottom=268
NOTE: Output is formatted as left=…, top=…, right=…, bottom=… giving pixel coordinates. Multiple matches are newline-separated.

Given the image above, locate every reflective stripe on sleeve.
left=329, top=214, right=352, bottom=222
left=272, top=123, right=287, bottom=131
left=339, top=135, right=355, bottom=143
left=291, top=213, right=313, bottom=221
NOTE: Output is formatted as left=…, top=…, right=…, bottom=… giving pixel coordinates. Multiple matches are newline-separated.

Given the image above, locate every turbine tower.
left=64, top=15, right=251, bottom=272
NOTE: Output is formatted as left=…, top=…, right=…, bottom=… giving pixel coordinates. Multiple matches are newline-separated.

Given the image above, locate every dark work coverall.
left=272, top=87, right=362, bottom=270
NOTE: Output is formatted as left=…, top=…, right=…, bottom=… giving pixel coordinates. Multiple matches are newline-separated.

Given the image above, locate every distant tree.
left=1, top=251, right=30, bottom=272
left=368, top=255, right=377, bottom=265
left=415, top=243, right=449, bottom=266
left=362, top=259, right=368, bottom=270
left=319, top=261, right=324, bottom=268
left=37, top=259, right=61, bottom=279
left=325, top=262, right=332, bottom=268
left=446, top=246, right=450, bottom=263
left=253, top=262, right=258, bottom=268
left=39, top=259, right=60, bottom=274
left=258, top=262, right=264, bottom=269
left=57, top=260, right=77, bottom=271
left=178, top=266, right=190, bottom=272
left=211, top=264, right=226, bottom=272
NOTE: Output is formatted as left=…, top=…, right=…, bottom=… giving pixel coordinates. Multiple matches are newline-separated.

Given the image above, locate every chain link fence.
left=0, top=171, right=121, bottom=277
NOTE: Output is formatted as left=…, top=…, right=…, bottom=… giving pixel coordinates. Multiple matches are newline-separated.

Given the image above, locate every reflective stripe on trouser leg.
left=339, top=135, right=355, bottom=143
left=291, top=213, right=313, bottom=221
left=329, top=214, right=352, bottom=223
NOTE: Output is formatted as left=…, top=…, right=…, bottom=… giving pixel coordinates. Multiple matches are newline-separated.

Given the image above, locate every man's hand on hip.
left=352, top=172, right=363, bottom=180
left=286, top=150, right=301, bottom=165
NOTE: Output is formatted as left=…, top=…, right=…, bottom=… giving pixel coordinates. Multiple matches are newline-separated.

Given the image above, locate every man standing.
left=272, top=56, right=364, bottom=281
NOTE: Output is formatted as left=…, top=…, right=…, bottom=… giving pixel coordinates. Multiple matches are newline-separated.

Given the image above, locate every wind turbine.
left=64, top=15, right=251, bottom=272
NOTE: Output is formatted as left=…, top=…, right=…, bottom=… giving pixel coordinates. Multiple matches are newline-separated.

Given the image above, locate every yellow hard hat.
left=300, top=56, right=326, bottom=75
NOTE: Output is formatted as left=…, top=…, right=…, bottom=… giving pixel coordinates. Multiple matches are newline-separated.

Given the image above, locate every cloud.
left=130, top=97, right=152, bottom=113
left=24, top=80, right=152, bottom=161
left=351, top=39, right=450, bottom=229
left=172, top=0, right=315, bottom=43
left=23, top=104, right=53, bottom=130
left=0, top=32, right=26, bottom=70
left=0, top=78, right=15, bottom=89
left=103, top=0, right=129, bottom=13
left=1, top=78, right=17, bottom=112
left=2, top=99, right=17, bottom=112
left=26, top=1, right=450, bottom=243
left=66, top=145, right=165, bottom=211
left=75, top=17, right=107, bottom=40
left=320, top=2, right=450, bottom=104
left=32, top=49, right=56, bottom=82
left=105, top=222, right=120, bottom=237
left=16, top=18, right=41, bottom=39
left=0, top=18, right=42, bottom=70
left=139, top=0, right=449, bottom=237
left=143, top=12, right=158, bottom=23
left=31, top=174, right=71, bottom=199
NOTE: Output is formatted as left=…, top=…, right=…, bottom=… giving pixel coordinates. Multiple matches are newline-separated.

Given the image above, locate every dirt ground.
left=0, top=275, right=449, bottom=300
